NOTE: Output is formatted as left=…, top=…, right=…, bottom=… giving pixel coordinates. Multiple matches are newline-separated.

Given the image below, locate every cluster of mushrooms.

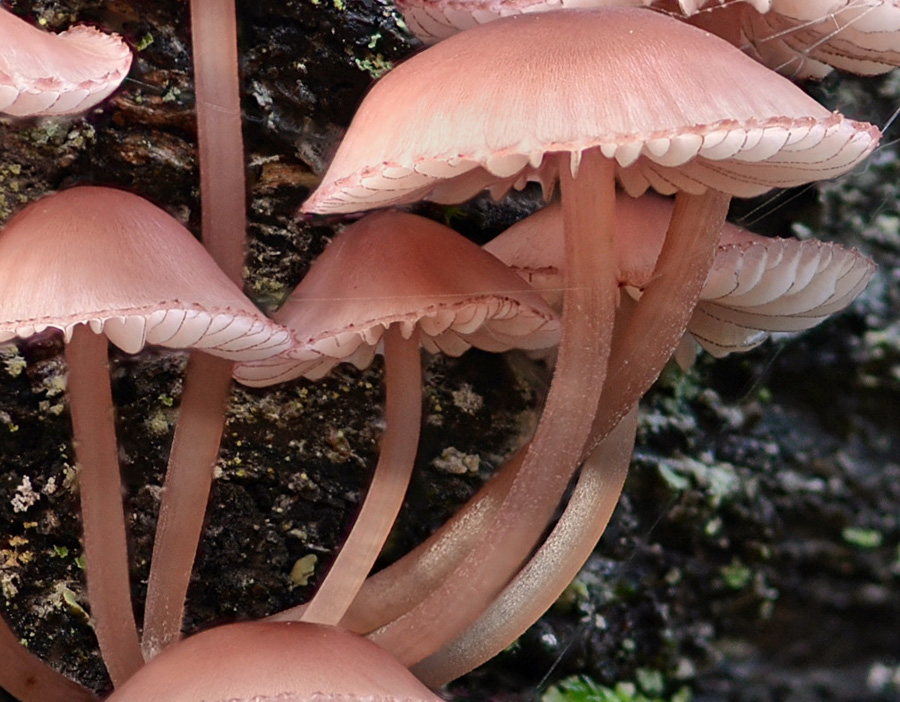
left=0, top=0, right=893, bottom=700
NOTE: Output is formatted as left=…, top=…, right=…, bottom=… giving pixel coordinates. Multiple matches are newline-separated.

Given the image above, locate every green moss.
left=542, top=674, right=692, bottom=702
left=842, top=526, right=884, bottom=550
left=720, top=559, right=753, bottom=590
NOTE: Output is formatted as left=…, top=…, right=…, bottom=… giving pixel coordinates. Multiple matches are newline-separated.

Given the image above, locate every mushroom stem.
left=299, top=325, right=423, bottom=626
left=336, top=192, right=730, bottom=647
left=139, top=0, right=246, bottom=655
left=141, top=352, right=234, bottom=658
left=587, top=190, right=731, bottom=449
left=413, top=404, right=639, bottom=687
left=64, top=325, right=143, bottom=685
left=0, top=613, right=98, bottom=702
left=190, top=0, right=246, bottom=283
left=368, top=148, right=618, bottom=665
left=335, top=449, right=520, bottom=634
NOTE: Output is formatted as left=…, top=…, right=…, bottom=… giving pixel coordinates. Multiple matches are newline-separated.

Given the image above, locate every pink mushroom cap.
left=302, top=8, right=879, bottom=215
left=235, top=210, right=559, bottom=386
left=0, top=186, right=292, bottom=360
left=105, top=621, right=443, bottom=702
left=484, top=193, right=877, bottom=357
left=0, top=7, right=132, bottom=116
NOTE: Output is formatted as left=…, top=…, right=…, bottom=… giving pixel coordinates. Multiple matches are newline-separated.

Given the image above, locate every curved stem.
left=368, top=149, right=619, bottom=666
left=335, top=191, right=729, bottom=661
left=65, top=326, right=142, bottom=685
left=0, top=613, right=98, bottom=702
left=413, top=405, right=639, bottom=687
left=190, top=0, right=246, bottom=283
left=587, top=190, right=731, bottom=450
left=335, top=449, right=521, bottom=634
left=141, top=352, right=233, bottom=659
left=296, top=326, right=423, bottom=626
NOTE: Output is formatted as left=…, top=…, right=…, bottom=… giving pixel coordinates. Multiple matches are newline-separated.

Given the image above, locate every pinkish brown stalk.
left=65, top=327, right=144, bottom=685
left=141, top=353, right=233, bottom=657
left=142, top=0, right=249, bottom=656
left=300, top=326, right=423, bottom=625
left=414, top=404, right=640, bottom=686
left=1, top=608, right=98, bottom=702
left=367, top=150, right=619, bottom=665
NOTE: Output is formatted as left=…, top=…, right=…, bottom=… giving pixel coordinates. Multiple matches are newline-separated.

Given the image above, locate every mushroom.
left=485, top=192, right=878, bottom=364
left=301, top=7, right=878, bottom=667
left=334, top=192, right=875, bottom=644
left=0, top=6, right=131, bottom=117
left=390, top=0, right=900, bottom=79
left=0, top=186, right=291, bottom=690
left=236, top=209, right=558, bottom=627
left=105, top=621, right=442, bottom=702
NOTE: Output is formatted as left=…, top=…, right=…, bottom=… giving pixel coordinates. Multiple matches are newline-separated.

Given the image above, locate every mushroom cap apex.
left=105, top=621, right=442, bottom=702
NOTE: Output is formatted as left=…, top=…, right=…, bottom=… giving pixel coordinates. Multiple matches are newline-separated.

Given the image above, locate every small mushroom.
left=237, top=210, right=558, bottom=627
left=485, top=192, right=877, bottom=363
left=0, top=6, right=131, bottom=116
left=0, top=186, right=291, bottom=689
left=105, top=621, right=442, bottom=702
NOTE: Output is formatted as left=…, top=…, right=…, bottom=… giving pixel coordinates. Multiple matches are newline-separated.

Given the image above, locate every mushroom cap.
left=738, top=0, right=900, bottom=78
left=0, top=8, right=132, bottom=117
left=0, top=186, right=292, bottom=360
left=302, top=7, right=878, bottom=215
left=485, top=192, right=876, bottom=356
left=105, top=621, right=443, bottom=702
left=689, top=229, right=876, bottom=356
left=483, top=192, right=673, bottom=308
left=394, top=0, right=654, bottom=45
left=234, top=210, right=559, bottom=386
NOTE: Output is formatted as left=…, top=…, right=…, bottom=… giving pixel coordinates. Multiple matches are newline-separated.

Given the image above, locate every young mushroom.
left=105, top=621, right=442, bottom=702
left=302, top=7, right=878, bottom=667
left=0, top=6, right=131, bottom=117
left=0, top=186, right=291, bottom=692
left=236, top=209, right=558, bottom=627
left=485, top=192, right=878, bottom=365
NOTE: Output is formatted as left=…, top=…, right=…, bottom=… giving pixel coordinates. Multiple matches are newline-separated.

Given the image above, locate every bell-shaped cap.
left=485, top=193, right=876, bottom=357
left=105, top=621, right=443, bottom=702
left=0, top=8, right=132, bottom=117
left=235, top=210, right=559, bottom=386
left=394, top=0, right=900, bottom=78
left=302, top=8, right=878, bottom=215
left=0, top=187, right=292, bottom=360
left=688, top=229, right=876, bottom=356
left=739, top=0, right=900, bottom=79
